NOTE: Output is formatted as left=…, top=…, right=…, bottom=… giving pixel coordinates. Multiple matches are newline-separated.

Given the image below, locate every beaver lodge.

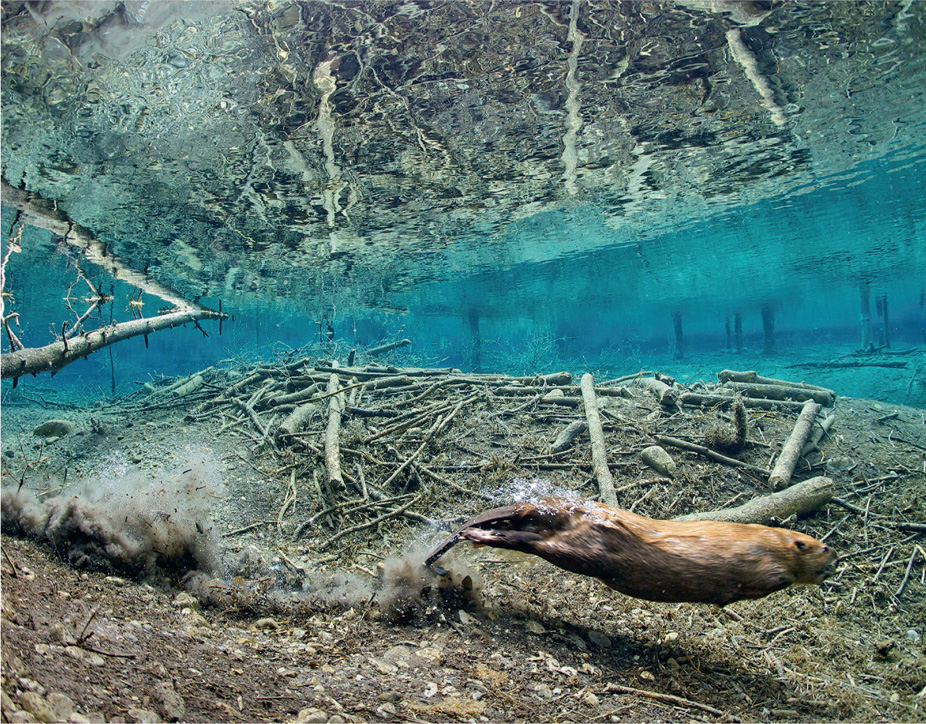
left=2, top=348, right=924, bottom=723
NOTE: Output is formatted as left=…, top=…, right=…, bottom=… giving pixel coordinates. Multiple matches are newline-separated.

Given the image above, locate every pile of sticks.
left=133, top=354, right=844, bottom=558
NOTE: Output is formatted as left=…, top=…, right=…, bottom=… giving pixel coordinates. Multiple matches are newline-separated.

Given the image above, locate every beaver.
left=425, top=496, right=836, bottom=606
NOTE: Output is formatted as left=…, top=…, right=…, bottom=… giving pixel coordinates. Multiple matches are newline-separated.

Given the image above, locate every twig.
left=820, top=515, right=850, bottom=543
left=222, top=520, right=275, bottom=537
left=277, top=468, right=297, bottom=535
left=77, top=605, right=101, bottom=644
left=78, top=645, right=136, bottom=659
left=657, top=436, right=771, bottom=476
left=295, top=494, right=416, bottom=537
left=887, top=522, right=926, bottom=534
left=380, top=397, right=466, bottom=489
left=601, top=683, right=725, bottom=717
left=318, top=495, right=421, bottom=551
left=414, top=463, right=493, bottom=500
left=830, top=497, right=868, bottom=515
left=277, top=549, right=304, bottom=571
left=2, top=546, right=19, bottom=577
left=872, top=546, right=894, bottom=582
left=838, top=534, right=918, bottom=560
left=894, top=547, right=920, bottom=598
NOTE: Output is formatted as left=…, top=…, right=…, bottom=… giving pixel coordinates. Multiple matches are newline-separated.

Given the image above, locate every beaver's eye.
left=794, top=540, right=806, bottom=551
left=822, top=545, right=829, bottom=553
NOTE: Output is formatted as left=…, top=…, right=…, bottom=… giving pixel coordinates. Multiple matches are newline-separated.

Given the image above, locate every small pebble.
left=172, top=593, right=198, bottom=608
left=375, top=703, right=396, bottom=719
left=18, top=692, right=54, bottom=723
left=525, top=620, right=546, bottom=635
left=127, top=707, right=162, bottom=723
left=7, top=712, right=37, bottom=723
left=254, top=617, right=279, bottom=631
left=533, top=684, right=554, bottom=700
left=46, top=693, right=75, bottom=720
left=296, top=707, right=328, bottom=723
left=17, top=679, right=45, bottom=696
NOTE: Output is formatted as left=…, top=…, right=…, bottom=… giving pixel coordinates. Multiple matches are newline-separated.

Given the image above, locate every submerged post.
left=859, top=281, right=873, bottom=352
left=876, top=294, right=890, bottom=349
left=672, top=311, right=684, bottom=360
left=761, top=303, right=775, bottom=355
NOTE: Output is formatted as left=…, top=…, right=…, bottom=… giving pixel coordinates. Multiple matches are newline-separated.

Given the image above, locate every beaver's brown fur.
left=429, top=497, right=836, bottom=606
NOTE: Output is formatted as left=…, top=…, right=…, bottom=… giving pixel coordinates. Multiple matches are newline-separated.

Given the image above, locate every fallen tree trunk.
left=636, top=376, right=679, bottom=409
left=324, top=373, right=347, bottom=496
left=725, top=381, right=835, bottom=407
left=1, top=309, right=224, bottom=381
left=679, top=392, right=807, bottom=412
left=717, top=369, right=832, bottom=391
left=276, top=401, right=319, bottom=443
left=769, top=399, right=821, bottom=490
left=367, top=339, right=411, bottom=356
left=789, top=360, right=907, bottom=369
left=801, top=413, right=836, bottom=457
left=580, top=373, right=618, bottom=506
left=673, top=476, right=833, bottom=525
left=260, top=383, right=322, bottom=410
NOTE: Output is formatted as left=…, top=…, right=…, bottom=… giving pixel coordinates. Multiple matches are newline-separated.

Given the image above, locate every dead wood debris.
left=111, top=358, right=875, bottom=567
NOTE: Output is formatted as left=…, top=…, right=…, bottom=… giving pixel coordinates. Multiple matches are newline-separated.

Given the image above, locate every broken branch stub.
left=673, top=476, right=834, bottom=525
left=769, top=399, right=822, bottom=490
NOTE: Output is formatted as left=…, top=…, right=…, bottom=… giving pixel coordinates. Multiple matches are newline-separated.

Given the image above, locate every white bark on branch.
left=1, top=309, right=224, bottom=380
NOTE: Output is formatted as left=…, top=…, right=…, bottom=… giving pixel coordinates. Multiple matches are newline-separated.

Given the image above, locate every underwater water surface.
left=0, top=0, right=924, bottom=405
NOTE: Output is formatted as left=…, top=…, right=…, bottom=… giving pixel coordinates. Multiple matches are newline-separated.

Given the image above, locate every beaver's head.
left=776, top=530, right=837, bottom=585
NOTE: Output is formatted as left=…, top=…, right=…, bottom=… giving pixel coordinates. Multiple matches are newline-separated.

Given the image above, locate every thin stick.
left=657, top=436, right=771, bottom=476
left=380, top=397, right=466, bottom=489
left=77, top=645, right=136, bottom=659
left=895, top=547, right=920, bottom=598
left=415, top=463, right=493, bottom=500
left=77, top=605, right=101, bottom=644
left=820, top=515, right=850, bottom=543
left=830, top=497, right=868, bottom=515
left=872, top=546, right=894, bottom=582
left=380, top=413, right=445, bottom=489
left=2, top=546, right=19, bottom=577
left=318, top=495, right=421, bottom=551
left=838, top=534, right=918, bottom=560
left=602, top=684, right=725, bottom=717
left=356, top=461, right=368, bottom=500
left=222, top=520, right=274, bottom=537
left=295, top=493, right=416, bottom=537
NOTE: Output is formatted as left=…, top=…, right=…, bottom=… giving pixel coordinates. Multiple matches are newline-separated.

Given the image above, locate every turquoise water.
left=1, top=1, right=925, bottom=406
